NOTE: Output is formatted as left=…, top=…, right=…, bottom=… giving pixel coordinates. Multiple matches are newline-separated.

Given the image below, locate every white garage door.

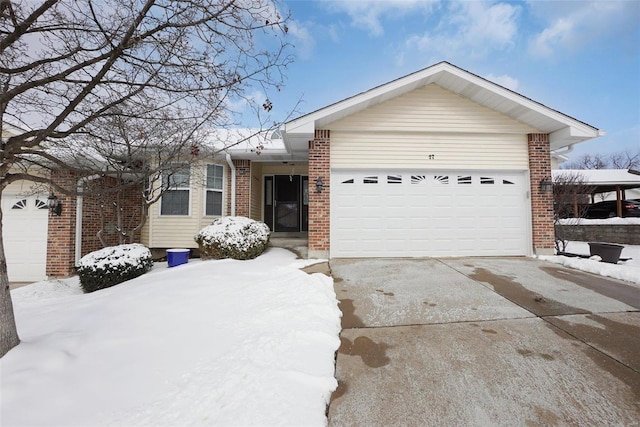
left=2, top=193, right=49, bottom=282
left=331, top=170, right=530, bottom=258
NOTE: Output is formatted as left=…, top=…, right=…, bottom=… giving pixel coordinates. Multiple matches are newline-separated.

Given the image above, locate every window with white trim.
left=161, top=164, right=190, bottom=215
left=205, top=164, right=224, bottom=216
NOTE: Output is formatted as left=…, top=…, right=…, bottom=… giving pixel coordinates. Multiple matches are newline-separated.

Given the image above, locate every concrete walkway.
left=328, top=257, right=640, bottom=426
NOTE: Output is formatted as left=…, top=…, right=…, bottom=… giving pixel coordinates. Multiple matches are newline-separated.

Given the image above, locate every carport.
left=553, top=168, right=640, bottom=217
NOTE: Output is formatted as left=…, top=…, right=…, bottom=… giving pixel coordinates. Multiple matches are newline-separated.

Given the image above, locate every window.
left=161, top=164, right=190, bottom=215
left=205, top=164, right=224, bottom=216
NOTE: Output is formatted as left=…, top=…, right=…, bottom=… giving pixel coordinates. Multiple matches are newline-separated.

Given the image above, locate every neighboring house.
left=8, top=61, right=604, bottom=279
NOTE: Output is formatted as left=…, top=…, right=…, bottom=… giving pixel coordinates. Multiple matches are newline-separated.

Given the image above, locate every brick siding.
left=46, top=173, right=144, bottom=278
left=81, top=178, right=144, bottom=255
left=233, top=159, right=251, bottom=218
left=308, top=130, right=330, bottom=254
left=528, top=133, right=554, bottom=253
left=46, top=170, right=78, bottom=277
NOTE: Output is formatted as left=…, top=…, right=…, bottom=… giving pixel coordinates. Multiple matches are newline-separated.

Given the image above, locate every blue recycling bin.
left=167, top=249, right=190, bottom=267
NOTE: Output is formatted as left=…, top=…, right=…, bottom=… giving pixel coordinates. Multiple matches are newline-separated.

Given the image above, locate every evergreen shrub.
left=76, top=243, right=153, bottom=293
left=195, top=216, right=270, bottom=260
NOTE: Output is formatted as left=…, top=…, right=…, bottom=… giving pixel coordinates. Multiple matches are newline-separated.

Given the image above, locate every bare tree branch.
left=0, top=0, right=294, bottom=358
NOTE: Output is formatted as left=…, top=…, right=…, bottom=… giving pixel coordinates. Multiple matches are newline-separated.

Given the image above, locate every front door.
left=274, top=175, right=299, bottom=232
left=264, top=175, right=308, bottom=232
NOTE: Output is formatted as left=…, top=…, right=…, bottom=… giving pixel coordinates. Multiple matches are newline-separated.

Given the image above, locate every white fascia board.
left=549, top=126, right=604, bottom=149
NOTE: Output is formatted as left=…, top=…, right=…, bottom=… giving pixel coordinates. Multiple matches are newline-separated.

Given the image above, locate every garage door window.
left=480, top=177, right=495, bottom=184
left=11, top=199, right=26, bottom=209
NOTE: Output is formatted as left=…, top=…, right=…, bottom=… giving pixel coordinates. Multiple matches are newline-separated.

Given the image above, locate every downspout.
left=75, top=174, right=102, bottom=264
left=226, top=153, right=236, bottom=216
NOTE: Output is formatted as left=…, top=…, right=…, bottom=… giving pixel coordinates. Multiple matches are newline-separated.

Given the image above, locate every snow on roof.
left=553, top=169, right=640, bottom=186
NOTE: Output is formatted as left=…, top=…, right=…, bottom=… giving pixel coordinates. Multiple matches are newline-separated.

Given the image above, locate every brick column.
left=46, top=170, right=78, bottom=277
left=233, top=159, right=251, bottom=218
left=308, top=130, right=330, bottom=258
left=528, top=133, right=554, bottom=255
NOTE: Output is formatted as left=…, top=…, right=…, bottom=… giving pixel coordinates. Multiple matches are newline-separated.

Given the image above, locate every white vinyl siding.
left=329, top=84, right=538, bottom=134
left=147, top=160, right=227, bottom=248
left=328, top=84, right=535, bottom=170
left=331, top=132, right=528, bottom=170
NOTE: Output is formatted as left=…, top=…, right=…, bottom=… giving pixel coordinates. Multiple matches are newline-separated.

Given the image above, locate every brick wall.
left=46, top=170, right=78, bottom=277
left=46, top=173, right=144, bottom=278
left=555, top=224, right=640, bottom=245
left=81, top=178, right=144, bottom=256
left=308, top=130, right=330, bottom=257
left=528, top=133, right=554, bottom=254
left=233, top=159, right=251, bottom=218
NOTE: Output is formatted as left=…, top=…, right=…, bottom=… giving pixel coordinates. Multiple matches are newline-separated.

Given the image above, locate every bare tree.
left=561, top=149, right=640, bottom=170
left=553, top=172, right=596, bottom=253
left=0, top=0, right=293, bottom=357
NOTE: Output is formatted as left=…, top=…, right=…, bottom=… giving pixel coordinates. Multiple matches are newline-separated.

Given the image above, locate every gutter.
left=226, top=153, right=236, bottom=216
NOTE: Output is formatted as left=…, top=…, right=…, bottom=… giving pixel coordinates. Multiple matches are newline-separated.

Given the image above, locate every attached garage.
left=2, top=189, right=49, bottom=282
left=331, top=170, right=529, bottom=257
left=281, top=62, right=602, bottom=258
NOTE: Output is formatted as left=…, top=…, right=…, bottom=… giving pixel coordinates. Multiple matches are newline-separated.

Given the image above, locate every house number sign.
left=428, top=154, right=435, bottom=160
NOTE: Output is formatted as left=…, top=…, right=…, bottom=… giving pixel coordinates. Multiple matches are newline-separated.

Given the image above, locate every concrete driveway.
left=328, top=257, right=640, bottom=426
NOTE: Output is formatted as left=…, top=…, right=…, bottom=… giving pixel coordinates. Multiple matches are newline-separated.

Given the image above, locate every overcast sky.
left=268, top=0, right=639, bottom=162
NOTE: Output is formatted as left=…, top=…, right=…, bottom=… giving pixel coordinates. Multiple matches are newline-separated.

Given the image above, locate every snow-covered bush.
left=76, top=244, right=153, bottom=293
left=194, top=216, right=270, bottom=260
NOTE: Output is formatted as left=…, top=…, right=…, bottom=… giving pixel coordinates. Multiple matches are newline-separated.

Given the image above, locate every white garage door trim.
left=330, top=170, right=531, bottom=258
left=2, top=193, right=49, bottom=282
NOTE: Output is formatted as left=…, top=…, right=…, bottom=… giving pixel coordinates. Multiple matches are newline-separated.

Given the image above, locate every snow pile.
left=195, top=216, right=270, bottom=260
left=2, top=248, right=341, bottom=426
left=540, top=241, right=640, bottom=287
left=76, top=243, right=153, bottom=270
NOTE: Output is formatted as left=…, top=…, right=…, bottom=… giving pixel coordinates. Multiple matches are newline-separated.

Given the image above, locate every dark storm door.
left=274, top=175, right=300, bottom=232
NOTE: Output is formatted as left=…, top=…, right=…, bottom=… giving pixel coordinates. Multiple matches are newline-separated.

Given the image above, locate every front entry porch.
left=263, top=174, right=309, bottom=233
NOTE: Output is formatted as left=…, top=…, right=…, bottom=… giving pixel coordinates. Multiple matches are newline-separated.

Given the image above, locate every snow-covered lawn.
left=1, top=248, right=342, bottom=426
left=540, top=242, right=640, bottom=287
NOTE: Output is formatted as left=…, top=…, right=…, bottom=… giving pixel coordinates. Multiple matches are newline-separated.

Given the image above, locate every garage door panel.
left=331, top=170, right=529, bottom=257
left=2, top=193, right=49, bottom=282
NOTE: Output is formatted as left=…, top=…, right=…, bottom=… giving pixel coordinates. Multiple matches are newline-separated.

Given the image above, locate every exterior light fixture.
left=539, top=177, right=553, bottom=194
left=47, top=193, right=62, bottom=216
left=315, top=177, right=324, bottom=193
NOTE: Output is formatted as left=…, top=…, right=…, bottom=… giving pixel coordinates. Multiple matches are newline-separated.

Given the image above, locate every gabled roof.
left=282, top=61, right=603, bottom=155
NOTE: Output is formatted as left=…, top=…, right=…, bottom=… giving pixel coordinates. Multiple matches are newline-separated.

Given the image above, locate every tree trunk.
left=0, top=200, right=20, bottom=358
